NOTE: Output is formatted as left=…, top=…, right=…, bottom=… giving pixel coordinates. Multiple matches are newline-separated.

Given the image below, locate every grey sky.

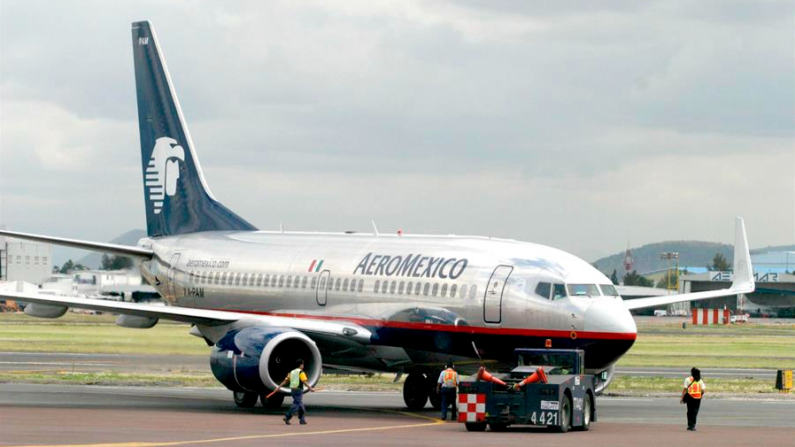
left=1, top=0, right=793, bottom=266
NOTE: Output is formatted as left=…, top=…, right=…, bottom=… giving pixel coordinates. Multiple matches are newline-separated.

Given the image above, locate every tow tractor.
left=458, top=347, right=595, bottom=433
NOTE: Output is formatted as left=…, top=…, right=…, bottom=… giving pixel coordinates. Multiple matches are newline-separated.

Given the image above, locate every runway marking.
left=7, top=409, right=444, bottom=447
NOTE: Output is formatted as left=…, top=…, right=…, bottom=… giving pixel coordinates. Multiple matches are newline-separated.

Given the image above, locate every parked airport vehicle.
left=459, top=347, right=595, bottom=433
left=0, top=21, right=755, bottom=410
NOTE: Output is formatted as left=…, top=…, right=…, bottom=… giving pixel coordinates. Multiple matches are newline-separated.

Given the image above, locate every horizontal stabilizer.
left=624, top=217, right=755, bottom=310
left=0, top=229, right=153, bottom=260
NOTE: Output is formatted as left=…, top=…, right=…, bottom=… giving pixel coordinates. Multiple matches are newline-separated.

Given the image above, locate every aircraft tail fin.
left=131, top=21, right=256, bottom=237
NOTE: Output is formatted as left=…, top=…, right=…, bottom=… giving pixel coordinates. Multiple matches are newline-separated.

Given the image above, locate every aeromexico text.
left=353, top=253, right=468, bottom=280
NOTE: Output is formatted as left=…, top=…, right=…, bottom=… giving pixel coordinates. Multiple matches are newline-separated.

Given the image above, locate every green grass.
left=606, top=376, right=780, bottom=395
left=0, top=312, right=207, bottom=356
left=0, top=370, right=218, bottom=387
left=617, top=322, right=795, bottom=369
left=1, top=312, right=794, bottom=394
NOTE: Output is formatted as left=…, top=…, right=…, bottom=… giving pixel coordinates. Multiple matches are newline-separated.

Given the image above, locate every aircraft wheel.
left=233, top=391, right=258, bottom=408
left=260, top=392, right=285, bottom=409
left=428, top=374, right=442, bottom=410
left=403, top=372, right=429, bottom=410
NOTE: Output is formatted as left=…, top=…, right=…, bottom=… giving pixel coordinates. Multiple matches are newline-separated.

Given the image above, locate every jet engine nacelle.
left=210, top=326, right=322, bottom=394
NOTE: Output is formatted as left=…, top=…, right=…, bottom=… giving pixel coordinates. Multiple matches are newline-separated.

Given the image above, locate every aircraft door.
left=483, top=265, right=513, bottom=324
left=166, top=253, right=181, bottom=303
left=316, top=270, right=330, bottom=306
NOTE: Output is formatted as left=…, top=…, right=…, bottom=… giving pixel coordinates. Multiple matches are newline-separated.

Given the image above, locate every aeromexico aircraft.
left=0, top=21, right=755, bottom=410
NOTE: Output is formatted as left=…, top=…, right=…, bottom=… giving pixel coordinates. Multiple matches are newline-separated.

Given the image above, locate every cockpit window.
left=566, top=284, right=601, bottom=297
left=552, top=283, right=567, bottom=300
left=535, top=282, right=551, bottom=299
left=599, top=284, right=619, bottom=296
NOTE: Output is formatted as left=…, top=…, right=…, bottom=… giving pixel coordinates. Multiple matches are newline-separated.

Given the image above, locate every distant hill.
left=77, top=229, right=147, bottom=268
left=593, top=241, right=733, bottom=279
left=594, top=241, right=795, bottom=279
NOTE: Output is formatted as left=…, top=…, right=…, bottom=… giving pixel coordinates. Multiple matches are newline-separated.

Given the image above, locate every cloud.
left=0, top=0, right=792, bottom=266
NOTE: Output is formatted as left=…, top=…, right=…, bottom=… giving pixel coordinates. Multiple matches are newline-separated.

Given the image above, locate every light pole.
left=660, top=252, right=679, bottom=295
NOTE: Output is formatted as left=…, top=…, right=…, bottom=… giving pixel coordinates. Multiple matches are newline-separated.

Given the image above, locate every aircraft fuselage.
left=138, top=231, right=637, bottom=374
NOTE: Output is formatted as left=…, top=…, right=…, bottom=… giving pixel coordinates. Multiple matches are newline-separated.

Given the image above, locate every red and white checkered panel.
left=458, top=393, right=486, bottom=422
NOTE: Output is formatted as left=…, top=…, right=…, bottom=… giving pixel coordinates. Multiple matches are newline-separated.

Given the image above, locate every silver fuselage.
left=138, top=231, right=637, bottom=373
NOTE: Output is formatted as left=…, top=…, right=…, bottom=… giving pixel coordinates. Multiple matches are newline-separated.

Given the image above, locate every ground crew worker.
left=680, top=367, right=706, bottom=431
left=436, top=361, right=459, bottom=421
left=279, top=359, right=315, bottom=425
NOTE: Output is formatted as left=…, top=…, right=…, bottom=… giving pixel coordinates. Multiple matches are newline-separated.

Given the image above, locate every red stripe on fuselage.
left=210, top=308, right=637, bottom=341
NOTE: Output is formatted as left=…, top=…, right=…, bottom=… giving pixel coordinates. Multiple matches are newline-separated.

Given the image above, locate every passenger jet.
left=0, top=21, right=755, bottom=410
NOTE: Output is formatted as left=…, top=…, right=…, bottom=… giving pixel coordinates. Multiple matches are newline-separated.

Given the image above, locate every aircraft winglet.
left=623, top=217, right=755, bottom=310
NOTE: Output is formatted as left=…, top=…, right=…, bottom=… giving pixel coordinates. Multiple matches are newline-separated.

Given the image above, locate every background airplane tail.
left=131, top=21, right=256, bottom=238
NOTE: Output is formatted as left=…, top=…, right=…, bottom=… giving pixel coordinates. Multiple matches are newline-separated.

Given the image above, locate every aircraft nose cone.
left=584, top=299, right=637, bottom=335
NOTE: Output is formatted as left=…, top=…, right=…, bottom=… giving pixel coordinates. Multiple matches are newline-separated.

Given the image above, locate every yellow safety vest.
left=289, top=368, right=302, bottom=389
left=686, top=377, right=703, bottom=399
left=443, top=368, right=458, bottom=388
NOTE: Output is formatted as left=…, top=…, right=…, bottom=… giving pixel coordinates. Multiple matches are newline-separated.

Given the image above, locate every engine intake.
left=210, top=326, right=322, bottom=393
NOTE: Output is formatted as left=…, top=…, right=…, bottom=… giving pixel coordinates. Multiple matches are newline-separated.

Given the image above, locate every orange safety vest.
left=686, top=377, right=703, bottom=399
left=442, top=368, right=458, bottom=388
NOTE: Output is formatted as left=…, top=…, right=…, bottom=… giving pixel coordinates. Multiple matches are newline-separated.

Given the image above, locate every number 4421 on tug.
left=458, top=346, right=595, bottom=433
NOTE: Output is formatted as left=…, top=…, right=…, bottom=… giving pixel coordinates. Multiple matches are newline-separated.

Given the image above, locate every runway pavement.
left=0, top=351, right=779, bottom=379
left=0, top=384, right=793, bottom=447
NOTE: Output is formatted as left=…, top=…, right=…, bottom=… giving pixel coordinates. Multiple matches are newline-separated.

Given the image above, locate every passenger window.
left=286, top=276, right=292, bottom=288
left=406, top=281, right=412, bottom=294
left=221, top=272, right=228, bottom=285
left=423, top=283, right=430, bottom=296
left=271, top=275, right=277, bottom=287
left=432, top=283, right=439, bottom=297
left=236, top=273, right=243, bottom=286
left=302, top=276, right=308, bottom=288
left=263, top=274, right=269, bottom=286
left=319, top=277, right=326, bottom=289
left=441, top=284, right=448, bottom=297
left=278, top=275, right=284, bottom=287
left=374, top=280, right=380, bottom=293
left=358, top=279, right=364, bottom=292
left=415, top=282, right=422, bottom=295
left=390, top=281, right=396, bottom=294
left=535, top=282, right=552, bottom=299
left=381, top=281, right=388, bottom=293
left=255, top=274, right=262, bottom=287
left=242, top=273, right=249, bottom=286
left=311, top=277, right=317, bottom=289
left=553, top=283, right=566, bottom=300
left=294, top=276, right=300, bottom=288
left=215, top=272, right=221, bottom=285
left=335, top=278, right=341, bottom=291
left=343, top=279, right=349, bottom=291
left=450, top=284, right=457, bottom=297
left=470, top=285, right=478, bottom=299
left=398, top=281, right=405, bottom=294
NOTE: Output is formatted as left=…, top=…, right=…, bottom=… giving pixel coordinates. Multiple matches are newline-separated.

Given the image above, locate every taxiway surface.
left=1, top=384, right=792, bottom=447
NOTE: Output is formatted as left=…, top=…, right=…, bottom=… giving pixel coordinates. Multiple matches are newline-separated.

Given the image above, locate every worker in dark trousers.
left=278, top=359, right=315, bottom=425
left=680, top=367, right=706, bottom=431
left=436, top=361, right=459, bottom=421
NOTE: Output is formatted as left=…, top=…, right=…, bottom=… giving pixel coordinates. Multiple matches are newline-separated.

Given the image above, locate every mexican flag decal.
left=308, top=259, right=324, bottom=272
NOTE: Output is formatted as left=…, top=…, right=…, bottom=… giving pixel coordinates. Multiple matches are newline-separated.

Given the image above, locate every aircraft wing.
left=0, top=229, right=153, bottom=260
left=0, top=291, right=372, bottom=344
left=623, top=217, right=755, bottom=311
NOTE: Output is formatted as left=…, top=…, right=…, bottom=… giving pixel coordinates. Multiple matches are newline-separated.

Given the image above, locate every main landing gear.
left=402, top=371, right=442, bottom=411
left=233, top=390, right=285, bottom=409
